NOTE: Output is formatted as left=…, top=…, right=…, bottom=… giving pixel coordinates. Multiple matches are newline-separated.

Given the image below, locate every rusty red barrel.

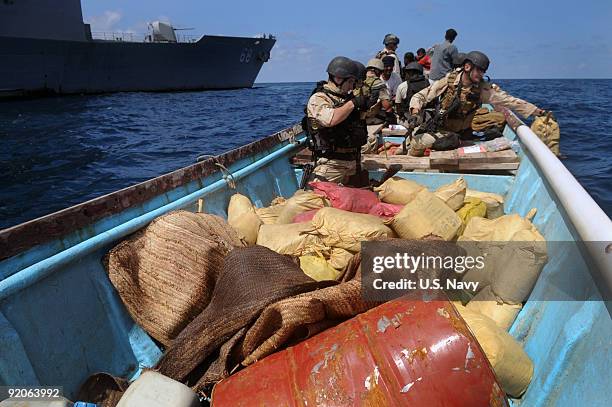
left=212, top=298, right=507, bottom=406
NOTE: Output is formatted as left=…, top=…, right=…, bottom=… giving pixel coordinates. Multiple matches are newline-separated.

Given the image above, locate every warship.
left=0, top=0, right=275, bottom=98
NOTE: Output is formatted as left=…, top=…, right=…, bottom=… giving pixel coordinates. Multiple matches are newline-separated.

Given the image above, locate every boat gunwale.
left=0, top=123, right=302, bottom=261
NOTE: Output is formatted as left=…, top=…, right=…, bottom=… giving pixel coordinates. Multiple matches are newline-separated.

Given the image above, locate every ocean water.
left=1, top=80, right=610, bottom=229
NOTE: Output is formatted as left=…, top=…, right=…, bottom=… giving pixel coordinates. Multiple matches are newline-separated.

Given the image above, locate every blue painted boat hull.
left=0, top=121, right=610, bottom=405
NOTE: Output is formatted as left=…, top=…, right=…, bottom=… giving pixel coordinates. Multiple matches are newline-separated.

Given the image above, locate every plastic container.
left=116, top=371, right=199, bottom=407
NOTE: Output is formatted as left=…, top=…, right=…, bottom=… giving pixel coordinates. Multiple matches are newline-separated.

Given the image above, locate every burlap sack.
left=256, top=222, right=326, bottom=256
left=387, top=189, right=461, bottom=240
left=471, top=107, right=507, bottom=132
left=466, top=286, right=522, bottom=331
left=105, top=211, right=244, bottom=345
left=530, top=113, right=560, bottom=156
left=373, top=176, right=425, bottom=205
left=465, top=189, right=504, bottom=219
left=454, top=306, right=533, bottom=397
left=156, top=246, right=335, bottom=384
left=77, top=372, right=129, bottom=407
left=228, top=193, right=262, bottom=245
left=276, top=190, right=328, bottom=224
left=310, top=207, right=396, bottom=252
left=434, top=177, right=467, bottom=211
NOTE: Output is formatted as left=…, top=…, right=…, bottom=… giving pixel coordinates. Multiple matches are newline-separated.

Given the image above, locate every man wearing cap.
left=376, top=34, right=402, bottom=76
left=305, top=56, right=368, bottom=183
left=429, top=28, right=459, bottom=84
left=380, top=56, right=402, bottom=99
left=410, top=50, right=546, bottom=138
left=395, top=62, right=430, bottom=122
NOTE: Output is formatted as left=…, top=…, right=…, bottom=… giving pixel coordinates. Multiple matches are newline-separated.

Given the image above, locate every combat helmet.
left=366, top=58, right=384, bottom=72
left=465, top=51, right=490, bottom=71
left=327, top=56, right=358, bottom=79
left=383, top=33, right=400, bottom=46
left=353, top=60, right=366, bottom=80
left=453, top=52, right=467, bottom=67
left=404, top=61, right=423, bottom=73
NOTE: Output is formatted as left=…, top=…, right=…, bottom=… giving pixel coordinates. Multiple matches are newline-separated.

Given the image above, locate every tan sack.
left=276, top=190, right=327, bottom=224
left=454, top=306, right=533, bottom=397
left=328, top=247, right=355, bottom=272
left=255, top=203, right=286, bottom=225
left=257, top=222, right=325, bottom=256
left=466, top=286, right=522, bottom=331
left=434, top=177, right=467, bottom=211
left=471, top=107, right=507, bottom=132
left=456, top=197, right=487, bottom=236
left=530, top=112, right=560, bottom=156
left=388, top=189, right=462, bottom=240
left=373, top=176, right=425, bottom=205
left=465, top=189, right=504, bottom=219
left=460, top=213, right=547, bottom=304
left=461, top=213, right=540, bottom=241
left=310, top=207, right=395, bottom=252
left=105, top=211, right=244, bottom=345
left=490, top=238, right=547, bottom=304
left=299, top=255, right=341, bottom=281
left=228, top=193, right=262, bottom=245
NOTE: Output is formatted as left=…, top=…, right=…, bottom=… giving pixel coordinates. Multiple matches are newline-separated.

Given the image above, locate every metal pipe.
left=0, top=138, right=304, bottom=300
left=506, top=109, right=612, bottom=294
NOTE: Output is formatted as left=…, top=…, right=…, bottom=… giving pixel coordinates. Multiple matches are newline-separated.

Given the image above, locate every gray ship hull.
left=0, top=35, right=275, bottom=98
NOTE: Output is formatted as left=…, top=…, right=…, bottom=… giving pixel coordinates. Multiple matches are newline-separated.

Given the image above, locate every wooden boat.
left=0, top=108, right=610, bottom=406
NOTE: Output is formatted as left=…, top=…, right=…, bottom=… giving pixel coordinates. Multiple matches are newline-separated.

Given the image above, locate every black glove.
left=351, top=94, right=368, bottom=111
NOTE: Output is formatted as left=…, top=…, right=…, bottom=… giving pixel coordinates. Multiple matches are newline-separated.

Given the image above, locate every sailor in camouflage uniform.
left=410, top=51, right=545, bottom=133
left=306, top=56, right=367, bottom=184
left=408, top=51, right=545, bottom=155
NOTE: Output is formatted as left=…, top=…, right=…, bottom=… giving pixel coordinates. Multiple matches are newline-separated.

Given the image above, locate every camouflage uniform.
left=356, top=71, right=390, bottom=154
left=410, top=70, right=538, bottom=134
left=306, top=82, right=358, bottom=183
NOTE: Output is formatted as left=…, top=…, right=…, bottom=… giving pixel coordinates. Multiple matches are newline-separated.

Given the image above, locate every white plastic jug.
left=116, top=371, right=199, bottom=407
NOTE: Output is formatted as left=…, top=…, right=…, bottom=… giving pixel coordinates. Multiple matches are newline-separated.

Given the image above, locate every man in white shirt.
left=380, top=56, right=402, bottom=99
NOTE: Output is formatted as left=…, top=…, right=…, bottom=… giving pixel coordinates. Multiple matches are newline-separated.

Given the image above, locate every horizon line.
left=256, top=78, right=612, bottom=84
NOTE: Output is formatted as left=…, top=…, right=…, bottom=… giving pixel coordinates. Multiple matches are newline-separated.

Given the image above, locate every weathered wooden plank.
left=458, top=162, right=519, bottom=170
left=361, top=154, right=431, bottom=170
left=457, top=149, right=518, bottom=164
left=430, top=150, right=459, bottom=166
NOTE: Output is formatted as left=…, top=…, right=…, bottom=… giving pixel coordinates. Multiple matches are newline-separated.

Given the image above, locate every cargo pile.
left=91, top=175, right=547, bottom=404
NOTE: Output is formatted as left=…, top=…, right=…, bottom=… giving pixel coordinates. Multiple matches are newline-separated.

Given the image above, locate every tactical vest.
left=397, top=75, right=429, bottom=115
left=303, top=83, right=367, bottom=158
left=439, top=71, right=483, bottom=119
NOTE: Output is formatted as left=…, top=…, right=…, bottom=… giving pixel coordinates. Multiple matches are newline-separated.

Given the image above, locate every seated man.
left=408, top=51, right=546, bottom=155
left=305, top=56, right=367, bottom=183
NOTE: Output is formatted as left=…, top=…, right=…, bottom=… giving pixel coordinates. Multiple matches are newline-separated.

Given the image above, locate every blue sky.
left=81, top=0, right=612, bottom=82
